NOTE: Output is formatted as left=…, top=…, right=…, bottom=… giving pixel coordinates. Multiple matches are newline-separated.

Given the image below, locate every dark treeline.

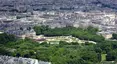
left=112, top=33, right=117, bottom=40
left=33, top=26, right=105, bottom=42
left=0, top=33, right=17, bottom=44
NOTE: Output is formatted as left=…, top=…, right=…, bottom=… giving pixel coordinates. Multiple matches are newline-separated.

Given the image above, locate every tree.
left=59, top=41, right=69, bottom=45
left=24, top=54, right=30, bottom=58
left=81, top=51, right=99, bottom=63
left=106, top=50, right=117, bottom=61
left=95, top=47, right=102, bottom=53
left=33, top=26, right=104, bottom=42
left=0, top=33, right=17, bottom=44
left=0, top=47, right=11, bottom=55
left=16, top=53, right=21, bottom=57
left=33, top=25, right=49, bottom=35
left=112, top=33, right=117, bottom=39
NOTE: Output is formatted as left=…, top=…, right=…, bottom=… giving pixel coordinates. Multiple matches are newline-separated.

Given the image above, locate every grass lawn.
left=101, top=54, right=106, bottom=61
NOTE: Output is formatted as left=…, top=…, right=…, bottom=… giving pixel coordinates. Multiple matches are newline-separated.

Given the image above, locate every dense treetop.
left=1, top=26, right=117, bottom=64
left=33, top=26, right=104, bottom=42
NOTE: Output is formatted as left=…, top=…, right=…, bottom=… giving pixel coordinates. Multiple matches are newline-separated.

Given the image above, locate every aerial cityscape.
left=1, top=0, right=117, bottom=64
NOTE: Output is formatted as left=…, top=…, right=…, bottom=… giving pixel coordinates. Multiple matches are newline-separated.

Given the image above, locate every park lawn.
left=101, top=54, right=106, bottom=61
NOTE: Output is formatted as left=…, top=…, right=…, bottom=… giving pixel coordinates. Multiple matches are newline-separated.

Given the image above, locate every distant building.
left=97, top=32, right=112, bottom=39
left=48, top=41, right=59, bottom=45
left=0, top=55, right=51, bottom=64
left=0, top=31, right=3, bottom=34
left=19, top=31, right=36, bottom=39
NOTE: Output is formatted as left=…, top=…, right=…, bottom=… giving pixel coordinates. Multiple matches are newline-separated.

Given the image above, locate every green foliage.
left=34, top=26, right=104, bottom=42
left=86, top=26, right=99, bottom=34
left=81, top=51, right=99, bottom=63
left=0, top=38, right=102, bottom=64
left=71, top=42, right=79, bottom=45
left=59, top=41, right=70, bottom=45
left=112, top=33, right=117, bottom=39
left=106, top=50, right=117, bottom=61
left=0, top=47, right=11, bottom=55
left=2, top=26, right=117, bottom=63
left=0, top=33, right=17, bottom=44
left=95, top=47, right=102, bottom=53
left=33, top=25, right=49, bottom=35
left=101, top=54, right=106, bottom=61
